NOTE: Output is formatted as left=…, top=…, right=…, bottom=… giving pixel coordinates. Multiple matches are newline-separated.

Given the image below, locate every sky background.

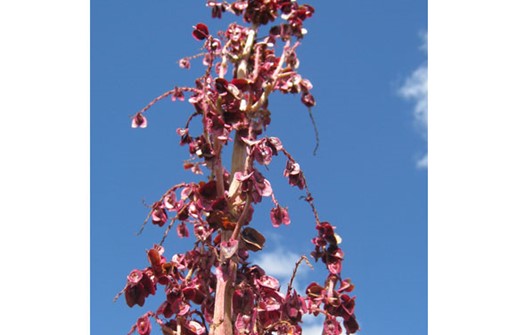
left=91, top=1, right=427, bottom=334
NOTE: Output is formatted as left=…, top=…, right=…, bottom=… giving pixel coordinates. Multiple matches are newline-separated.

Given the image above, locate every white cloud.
left=301, top=323, right=323, bottom=335
left=417, top=153, right=428, bottom=169
left=399, top=31, right=428, bottom=168
left=301, top=314, right=325, bottom=335
left=254, top=248, right=302, bottom=279
left=400, top=65, right=428, bottom=134
left=301, top=314, right=352, bottom=335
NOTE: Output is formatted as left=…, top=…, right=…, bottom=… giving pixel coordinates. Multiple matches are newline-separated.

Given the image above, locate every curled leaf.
left=241, top=227, right=265, bottom=252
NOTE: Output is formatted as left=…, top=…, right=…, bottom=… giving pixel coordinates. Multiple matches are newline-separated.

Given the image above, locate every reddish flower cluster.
left=305, top=275, right=359, bottom=334
left=123, top=1, right=359, bottom=335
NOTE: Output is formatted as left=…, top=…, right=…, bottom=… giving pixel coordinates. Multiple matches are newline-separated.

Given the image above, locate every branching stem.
left=287, top=255, right=313, bottom=295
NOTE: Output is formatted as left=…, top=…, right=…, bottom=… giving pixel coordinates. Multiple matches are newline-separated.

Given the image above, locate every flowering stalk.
left=120, top=2, right=359, bottom=335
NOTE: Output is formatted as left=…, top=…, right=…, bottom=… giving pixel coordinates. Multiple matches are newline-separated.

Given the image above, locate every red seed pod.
left=192, top=23, right=209, bottom=40
left=131, top=112, right=147, bottom=128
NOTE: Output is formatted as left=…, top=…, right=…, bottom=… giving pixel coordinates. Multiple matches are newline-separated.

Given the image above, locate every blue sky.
left=91, top=1, right=427, bottom=334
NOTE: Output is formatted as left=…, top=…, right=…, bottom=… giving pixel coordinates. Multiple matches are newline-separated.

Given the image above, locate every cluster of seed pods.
left=123, top=1, right=359, bottom=334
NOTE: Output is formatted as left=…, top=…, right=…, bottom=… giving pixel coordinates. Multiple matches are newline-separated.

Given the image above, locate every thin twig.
left=159, top=212, right=180, bottom=246
left=136, top=90, right=174, bottom=115
left=136, top=199, right=153, bottom=236
left=135, top=183, right=187, bottom=236
left=184, top=111, right=200, bottom=129
left=287, top=255, right=313, bottom=295
left=113, top=286, right=125, bottom=303
left=307, top=107, right=320, bottom=156
left=134, top=87, right=202, bottom=117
